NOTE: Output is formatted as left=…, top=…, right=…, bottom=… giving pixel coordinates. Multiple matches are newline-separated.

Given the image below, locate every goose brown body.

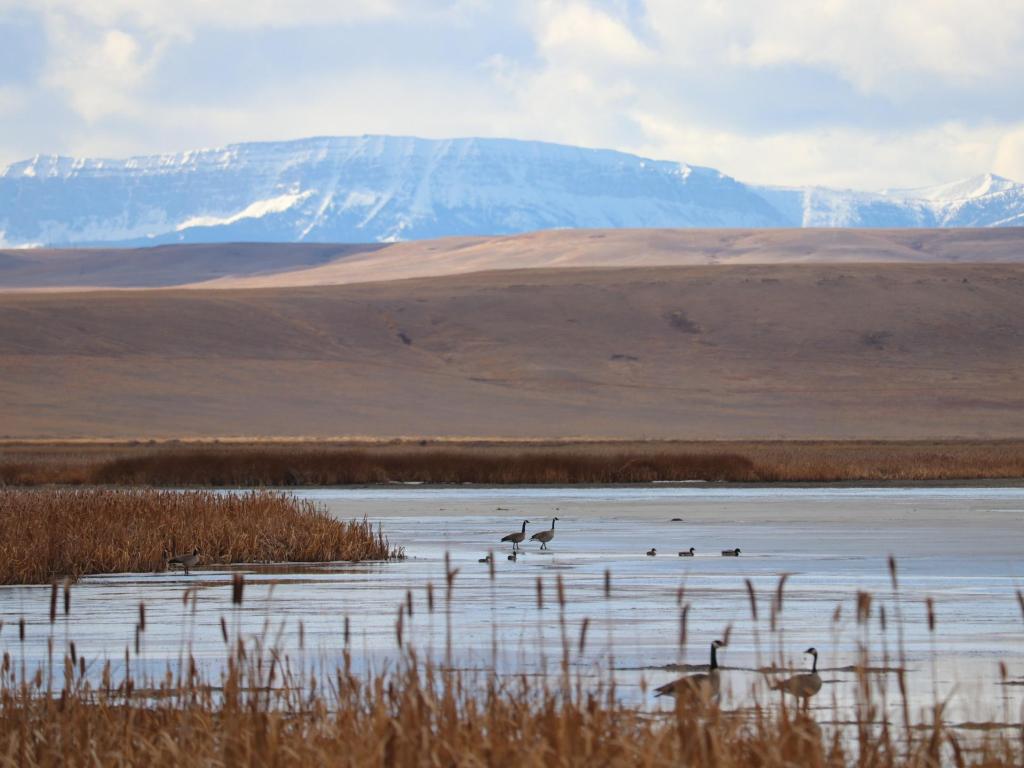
left=530, top=517, right=558, bottom=549
left=770, top=648, right=822, bottom=706
left=501, top=520, right=530, bottom=551
left=168, top=547, right=200, bottom=575
left=655, top=640, right=726, bottom=702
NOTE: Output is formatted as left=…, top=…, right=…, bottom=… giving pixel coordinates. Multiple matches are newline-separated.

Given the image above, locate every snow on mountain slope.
left=0, top=136, right=1022, bottom=247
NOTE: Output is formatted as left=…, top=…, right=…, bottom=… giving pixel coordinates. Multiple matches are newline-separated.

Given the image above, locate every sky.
left=1, top=0, right=1023, bottom=190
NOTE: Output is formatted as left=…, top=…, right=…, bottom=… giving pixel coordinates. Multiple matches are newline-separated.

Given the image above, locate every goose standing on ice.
left=501, top=520, right=530, bottom=551
left=530, top=517, right=559, bottom=550
left=168, top=547, right=200, bottom=576
left=770, top=647, right=822, bottom=707
left=654, top=639, right=726, bottom=701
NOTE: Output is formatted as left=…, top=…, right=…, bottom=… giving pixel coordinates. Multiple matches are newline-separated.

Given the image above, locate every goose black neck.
left=710, top=643, right=718, bottom=670
left=812, top=653, right=818, bottom=673
left=521, top=521, right=527, bottom=533
left=551, top=519, right=557, bottom=530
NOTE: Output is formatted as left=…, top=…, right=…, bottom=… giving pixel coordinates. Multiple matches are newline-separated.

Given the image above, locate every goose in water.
left=770, top=647, right=822, bottom=707
left=501, top=520, right=530, bottom=551
left=530, top=517, right=559, bottom=550
left=168, top=547, right=200, bottom=576
left=721, top=548, right=741, bottom=557
left=654, top=639, right=726, bottom=701
left=679, top=547, right=696, bottom=557
left=646, top=548, right=657, bottom=556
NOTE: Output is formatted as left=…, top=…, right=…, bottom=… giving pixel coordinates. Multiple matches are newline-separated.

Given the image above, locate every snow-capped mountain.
left=0, top=136, right=1021, bottom=247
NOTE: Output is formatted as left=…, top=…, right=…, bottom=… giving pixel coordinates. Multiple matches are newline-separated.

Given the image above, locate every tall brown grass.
left=3, top=439, right=1024, bottom=486
left=0, top=489, right=401, bottom=584
left=0, top=571, right=1020, bottom=767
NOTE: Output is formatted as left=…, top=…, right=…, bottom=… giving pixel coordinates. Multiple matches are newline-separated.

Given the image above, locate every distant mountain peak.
left=1, top=135, right=1022, bottom=248
left=884, top=173, right=1019, bottom=202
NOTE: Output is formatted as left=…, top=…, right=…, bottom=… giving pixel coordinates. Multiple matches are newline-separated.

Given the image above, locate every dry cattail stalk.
left=232, top=573, right=245, bottom=606
left=856, top=592, right=872, bottom=625
left=49, top=582, right=58, bottom=624
left=745, top=579, right=758, bottom=622
left=578, top=618, right=590, bottom=655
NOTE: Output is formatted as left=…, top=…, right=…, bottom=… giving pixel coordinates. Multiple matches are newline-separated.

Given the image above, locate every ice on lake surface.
left=3, top=485, right=1024, bottom=725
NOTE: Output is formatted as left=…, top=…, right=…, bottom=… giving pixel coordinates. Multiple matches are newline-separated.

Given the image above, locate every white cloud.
left=629, top=113, right=1021, bottom=189
left=644, top=0, right=1024, bottom=94
left=0, top=85, right=26, bottom=117
left=534, top=1, right=652, bottom=66
left=3, top=0, right=1024, bottom=188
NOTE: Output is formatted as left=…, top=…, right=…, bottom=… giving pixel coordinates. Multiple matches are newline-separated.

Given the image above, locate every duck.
left=478, top=554, right=492, bottom=564
left=168, top=547, right=200, bottom=576
left=530, top=517, right=559, bottom=550
left=721, top=548, right=741, bottom=557
left=507, top=551, right=518, bottom=562
left=654, top=639, right=726, bottom=702
left=679, top=547, right=696, bottom=557
left=769, top=647, right=822, bottom=708
left=646, top=548, right=657, bottom=556
left=501, top=520, right=530, bottom=551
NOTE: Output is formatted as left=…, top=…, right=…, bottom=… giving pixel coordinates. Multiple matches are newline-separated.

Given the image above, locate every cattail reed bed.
left=0, top=575, right=1021, bottom=768
left=0, top=489, right=402, bottom=584
left=3, top=439, right=1024, bottom=486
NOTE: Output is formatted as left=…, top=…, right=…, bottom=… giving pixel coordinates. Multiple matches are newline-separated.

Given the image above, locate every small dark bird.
left=646, top=548, right=657, bottom=556
left=679, top=547, right=696, bottom=557
left=721, top=548, right=741, bottom=557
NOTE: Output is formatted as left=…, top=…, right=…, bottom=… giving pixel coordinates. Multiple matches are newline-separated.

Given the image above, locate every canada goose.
left=530, top=517, right=559, bottom=550
left=679, top=547, right=695, bottom=557
left=721, top=548, right=741, bottom=557
left=507, top=551, right=518, bottom=562
left=646, top=548, right=657, bottom=556
left=655, top=639, right=726, bottom=701
left=501, top=520, right=530, bottom=551
left=478, top=554, right=492, bottom=564
left=168, top=547, right=200, bottom=576
left=769, top=647, right=822, bottom=707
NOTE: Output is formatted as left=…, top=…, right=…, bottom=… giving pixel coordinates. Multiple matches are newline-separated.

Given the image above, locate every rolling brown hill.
left=2, top=228, right=1023, bottom=292
left=2, top=262, right=1022, bottom=439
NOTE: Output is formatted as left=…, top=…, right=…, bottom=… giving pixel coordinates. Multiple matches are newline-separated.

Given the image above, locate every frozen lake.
left=3, top=485, right=1024, bottom=727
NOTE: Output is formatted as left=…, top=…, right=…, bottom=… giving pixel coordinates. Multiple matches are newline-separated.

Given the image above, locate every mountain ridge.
left=2, top=135, right=1022, bottom=247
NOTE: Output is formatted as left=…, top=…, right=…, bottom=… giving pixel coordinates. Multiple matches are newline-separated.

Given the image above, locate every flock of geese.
left=492, top=518, right=741, bottom=560
left=656, top=640, right=823, bottom=707
left=170, top=519, right=816, bottom=706
left=490, top=518, right=817, bottom=706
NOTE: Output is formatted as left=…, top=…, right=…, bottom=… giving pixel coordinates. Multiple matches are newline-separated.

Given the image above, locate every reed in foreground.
left=0, top=641, right=1018, bottom=767
left=0, top=489, right=402, bottom=584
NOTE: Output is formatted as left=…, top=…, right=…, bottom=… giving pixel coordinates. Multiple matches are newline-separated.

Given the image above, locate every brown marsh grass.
left=3, top=439, right=1024, bottom=486
left=0, top=566, right=1021, bottom=767
left=0, top=489, right=401, bottom=584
